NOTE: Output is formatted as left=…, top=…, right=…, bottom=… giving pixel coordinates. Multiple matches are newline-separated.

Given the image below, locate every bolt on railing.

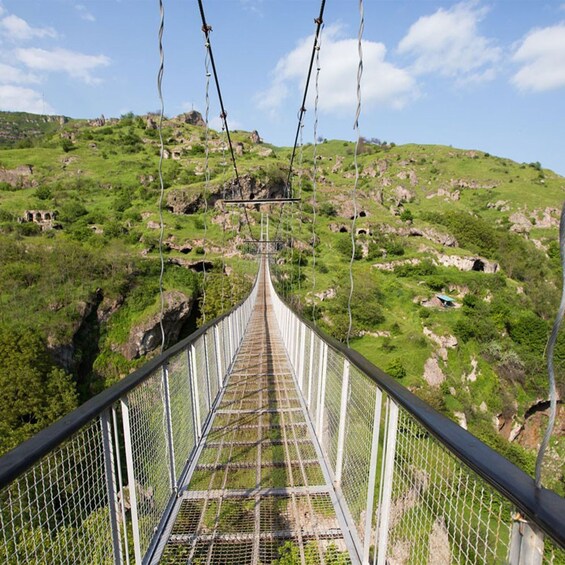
left=267, top=261, right=565, bottom=565
left=0, top=274, right=259, bottom=565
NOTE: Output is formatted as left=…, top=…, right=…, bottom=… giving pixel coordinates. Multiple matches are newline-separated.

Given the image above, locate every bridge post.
left=335, top=360, right=350, bottom=485
left=189, top=344, right=202, bottom=440
left=202, top=334, right=212, bottom=411
left=162, top=364, right=177, bottom=492
left=307, top=332, right=315, bottom=406
left=100, top=409, right=123, bottom=565
left=316, top=342, right=328, bottom=439
left=291, top=315, right=298, bottom=371
left=375, top=400, right=399, bottom=565
left=509, top=516, right=544, bottom=565
left=121, top=397, right=143, bottom=564
left=297, top=324, right=307, bottom=390
left=362, top=389, right=383, bottom=563
left=214, top=325, right=224, bottom=390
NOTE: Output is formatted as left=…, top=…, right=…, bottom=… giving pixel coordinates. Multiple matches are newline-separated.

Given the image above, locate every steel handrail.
left=268, top=266, right=565, bottom=550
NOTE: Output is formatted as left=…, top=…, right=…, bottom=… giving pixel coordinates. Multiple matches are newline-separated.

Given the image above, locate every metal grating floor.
left=158, top=278, right=352, bottom=564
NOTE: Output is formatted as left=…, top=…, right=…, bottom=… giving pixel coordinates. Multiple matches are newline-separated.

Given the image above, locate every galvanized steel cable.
left=536, top=200, right=565, bottom=487
left=274, top=0, right=326, bottom=248
left=197, top=0, right=256, bottom=242
left=311, top=22, right=323, bottom=323
left=157, top=0, right=166, bottom=354
left=285, top=0, right=326, bottom=195
left=346, top=0, right=364, bottom=347
left=201, top=35, right=211, bottom=324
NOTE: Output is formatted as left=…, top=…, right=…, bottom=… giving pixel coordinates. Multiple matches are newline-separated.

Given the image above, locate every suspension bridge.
left=1, top=0, right=564, bottom=563
left=0, top=257, right=564, bottom=564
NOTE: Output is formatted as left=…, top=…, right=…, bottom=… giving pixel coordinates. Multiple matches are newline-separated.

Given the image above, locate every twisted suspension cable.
left=297, top=121, right=305, bottom=291
left=311, top=23, right=323, bottom=323
left=535, top=200, right=565, bottom=487
left=156, top=0, right=175, bottom=497
left=346, top=0, right=364, bottom=346
left=197, top=0, right=241, bottom=195
left=197, top=0, right=256, bottom=242
left=201, top=36, right=211, bottom=324
left=157, top=0, right=166, bottom=354
left=285, top=0, right=326, bottom=195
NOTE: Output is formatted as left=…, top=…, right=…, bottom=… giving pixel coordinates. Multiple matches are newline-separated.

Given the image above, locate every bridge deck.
left=157, top=276, right=352, bottom=564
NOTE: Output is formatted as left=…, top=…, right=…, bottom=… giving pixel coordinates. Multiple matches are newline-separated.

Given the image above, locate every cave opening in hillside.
left=472, top=259, right=485, bottom=272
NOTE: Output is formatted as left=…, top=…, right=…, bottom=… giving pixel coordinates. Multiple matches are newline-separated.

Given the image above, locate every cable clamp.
left=314, top=17, right=323, bottom=25
left=202, top=24, right=212, bottom=33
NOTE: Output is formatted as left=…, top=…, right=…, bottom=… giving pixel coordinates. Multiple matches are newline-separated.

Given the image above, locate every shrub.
left=319, top=202, right=337, bottom=217
left=335, top=235, right=362, bottom=260
left=35, top=186, right=52, bottom=200
left=387, top=358, right=407, bottom=379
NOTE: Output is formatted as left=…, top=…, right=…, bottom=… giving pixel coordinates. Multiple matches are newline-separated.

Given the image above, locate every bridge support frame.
left=509, top=516, right=544, bottom=565
left=100, top=409, right=123, bottom=565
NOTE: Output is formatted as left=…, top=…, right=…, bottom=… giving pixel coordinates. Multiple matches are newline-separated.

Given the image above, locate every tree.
left=0, top=329, right=78, bottom=455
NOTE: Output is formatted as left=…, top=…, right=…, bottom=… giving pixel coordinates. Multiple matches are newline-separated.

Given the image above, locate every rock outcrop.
left=121, top=290, right=194, bottom=360
left=0, top=165, right=34, bottom=188
left=181, top=110, right=205, bottom=127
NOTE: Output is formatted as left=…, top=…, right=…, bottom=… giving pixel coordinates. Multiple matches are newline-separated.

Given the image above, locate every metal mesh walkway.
left=158, top=276, right=352, bottom=564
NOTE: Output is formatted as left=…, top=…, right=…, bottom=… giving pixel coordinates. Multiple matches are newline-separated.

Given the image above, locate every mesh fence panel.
left=341, top=366, right=376, bottom=545
left=385, top=408, right=513, bottom=564
left=193, top=339, right=210, bottom=425
left=167, top=350, right=195, bottom=483
left=0, top=420, right=114, bottom=564
left=301, top=326, right=312, bottom=394
left=206, top=331, right=219, bottom=402
left=321, top=348, right=343, bottom=470
left=125, top=369, right=171, bottom=556
left=309, top=336, right=321, bottom=425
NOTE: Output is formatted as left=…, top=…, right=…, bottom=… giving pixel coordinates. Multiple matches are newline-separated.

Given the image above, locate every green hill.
left=0, top=111, right=69, bottom=147
left=0, top=111, right=563, bottom=493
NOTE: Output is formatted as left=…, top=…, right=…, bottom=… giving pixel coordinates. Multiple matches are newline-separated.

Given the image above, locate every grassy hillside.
left=0, top=111, right=563, bottom=493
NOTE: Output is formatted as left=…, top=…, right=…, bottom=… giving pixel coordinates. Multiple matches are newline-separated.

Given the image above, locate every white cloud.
left=75, top=5, right=95, bottom=22
left=0, top=14, right=57, bottom=41
left=0, top=63, right=40, bottom=84
left=512, top=24, right=565, bottom=92
left=240, top=0, right=263, bottom=16
left=16, top=47, right=110, bottom=84
left=398, top=2, right=500, bottom=82
left=0, top=85, right=54, bottom=113
left=258, top=25, right=416, bottom=117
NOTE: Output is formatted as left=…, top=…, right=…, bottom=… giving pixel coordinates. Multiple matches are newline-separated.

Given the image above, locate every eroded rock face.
left=181, top=110, right=205, bottom=127
left=393, top=186, right=415, bottom=205
left=0, top=165, right=34, bottom=187
left=509, top=212, right=532, bottom=233
left=435, top=254, right=498, bottom=273
left=428, top=518, right=451, bottom=565
left=121, top=290, right=193, bottom=360
left=423, top=356, right=445, bottom=387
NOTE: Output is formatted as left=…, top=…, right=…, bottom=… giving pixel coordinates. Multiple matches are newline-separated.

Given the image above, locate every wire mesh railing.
left=0, top=271, right=259, bottom=565
left=267, top=261, right=565, bottom=565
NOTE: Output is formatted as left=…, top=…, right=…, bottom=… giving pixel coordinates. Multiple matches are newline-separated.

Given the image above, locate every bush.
left=59, top=200, right=88, bottom=223
left=319, top=202, right=337, bottom=217
left=35, top=186, right=52, bottom=200
left=387, top=358, right=407, bottom=379
left=335, top=235, right=362, bottom=260
left=399, top=208, right=413, bottom=222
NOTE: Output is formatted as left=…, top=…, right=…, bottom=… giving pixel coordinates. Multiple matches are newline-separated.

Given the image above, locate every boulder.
left=423, top=356, right=445, bottom=387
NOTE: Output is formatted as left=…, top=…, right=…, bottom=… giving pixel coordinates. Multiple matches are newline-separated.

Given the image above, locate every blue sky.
left=0, top=0, right=564, bottom=175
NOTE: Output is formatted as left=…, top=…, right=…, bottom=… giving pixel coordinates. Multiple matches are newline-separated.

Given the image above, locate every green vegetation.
left=0, top=110, right=563, bottom=496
